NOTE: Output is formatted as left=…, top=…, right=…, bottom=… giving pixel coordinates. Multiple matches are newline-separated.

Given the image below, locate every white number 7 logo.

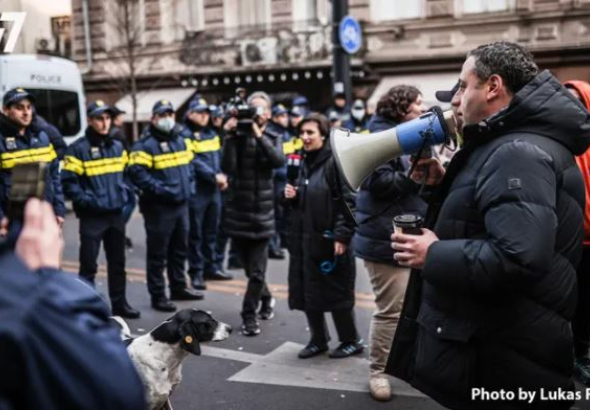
left=0, top=12, right=26, bottom=53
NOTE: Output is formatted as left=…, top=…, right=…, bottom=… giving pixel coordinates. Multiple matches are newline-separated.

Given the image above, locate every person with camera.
left=285, top=113, right=362, bottom=359
left=222, top=91, right=286, bottom=336
left=353, top=85, right=426, bottom=402
left=61, top=101, right=139, bottom=319
left=0, top=88, right=65, bottom=231
left=129, top=100, right=204, bottom=312
left=182, top=98, right=232, bottom=291
left=0, top=198, right=146, bottom=409
left=388, top=42, right=590, bottom=409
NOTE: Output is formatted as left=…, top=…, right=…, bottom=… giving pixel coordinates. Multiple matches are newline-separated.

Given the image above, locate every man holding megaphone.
left=383, top=42, right=590, bottom=409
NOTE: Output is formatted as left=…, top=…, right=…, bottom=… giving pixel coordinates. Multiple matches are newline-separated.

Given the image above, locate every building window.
left=292, top=0, right=330, bottom=29
left=105, top=0, right=146, bottom=50
left=174, top=0, right=205, bottom=39
left=224, top=0, right=271, bottom=28
left=455, top=0, right=512, bottom=15
left=370, top=0, right=424, bottom=22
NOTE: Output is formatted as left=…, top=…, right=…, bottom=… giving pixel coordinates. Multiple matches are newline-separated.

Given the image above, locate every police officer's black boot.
left=112, top=301, right=141, bottom=319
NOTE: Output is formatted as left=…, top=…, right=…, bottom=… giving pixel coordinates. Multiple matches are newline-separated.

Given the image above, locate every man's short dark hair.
left=467, top=41, right=539, bottom=94
left=376, top=85, right=421, bottom=123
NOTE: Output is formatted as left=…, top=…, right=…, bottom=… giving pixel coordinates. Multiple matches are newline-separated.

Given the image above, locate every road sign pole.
left=332, top=0, right=352, bottom=104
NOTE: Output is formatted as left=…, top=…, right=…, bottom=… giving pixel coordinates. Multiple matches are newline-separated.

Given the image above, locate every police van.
left=0, top=54, right=86, bottom=145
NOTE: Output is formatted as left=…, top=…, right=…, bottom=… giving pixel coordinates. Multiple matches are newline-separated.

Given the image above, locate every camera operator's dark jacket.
left=62, top=127, right=130, bottom=217
left=386, top=70, right=590, bottom=410
left=181, top=121, right=222, bottom=196
left=221, top=126, right=285, bottom=239
left=354, top=115, right=426, bottom=265
left=0, top=114, right=65, bottom=220
left=0, top=252, right=146, bottom=409
left=286, top=141, right=356, bottom=311
left=128, top=125, right=194, bottom=208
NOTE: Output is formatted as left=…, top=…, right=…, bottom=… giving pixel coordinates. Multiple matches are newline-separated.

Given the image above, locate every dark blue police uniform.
left=0, top=115, right=65, bottom=220
left=267, top=115, right=293, bottom=256
left=0, top=251, right=146, bottom=410
left=182, top=120, right=223, bottom=286
left=129, top=118, right=196, bottom=306
left=62, top=117, right=133, bottom=315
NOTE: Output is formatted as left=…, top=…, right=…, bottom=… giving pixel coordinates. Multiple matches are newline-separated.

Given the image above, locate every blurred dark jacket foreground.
left=0, top=252, right=146, bottom=410
left=387, top=71, right=590, bottom=409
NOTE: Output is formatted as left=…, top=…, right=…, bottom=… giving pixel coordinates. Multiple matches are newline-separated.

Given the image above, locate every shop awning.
left=368, top=73, right=459, bottom=110
left=115, top=88, right=196, bottom=122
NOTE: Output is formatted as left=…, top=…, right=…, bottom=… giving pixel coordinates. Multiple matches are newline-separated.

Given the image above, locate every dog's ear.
left=179, top=322, right=201, bottom=355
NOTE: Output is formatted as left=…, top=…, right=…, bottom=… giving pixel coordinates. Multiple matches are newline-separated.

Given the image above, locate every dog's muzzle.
left=212, top=322, right=232, bottom=342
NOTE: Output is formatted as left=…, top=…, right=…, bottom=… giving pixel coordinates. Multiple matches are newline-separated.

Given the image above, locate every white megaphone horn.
left=330, top=106, right=457, bottom=191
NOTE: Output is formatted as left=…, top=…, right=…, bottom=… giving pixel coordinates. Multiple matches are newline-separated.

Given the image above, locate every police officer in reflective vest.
left=62, top=101, right=140, bottom=319
left=267, top=103, right=294, bottom=259
left=129, top=100, right=204, bottom=312
left=183, top=98, right=232, bottom=290
left=0, top=88, right=65, bottom=228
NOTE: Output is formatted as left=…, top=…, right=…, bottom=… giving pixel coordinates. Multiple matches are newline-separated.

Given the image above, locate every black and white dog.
left=110, top=309, right=232, bottom=410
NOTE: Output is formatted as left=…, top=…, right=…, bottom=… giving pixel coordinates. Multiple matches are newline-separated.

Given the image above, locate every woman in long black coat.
left=284, top=113, right=362, bottom=359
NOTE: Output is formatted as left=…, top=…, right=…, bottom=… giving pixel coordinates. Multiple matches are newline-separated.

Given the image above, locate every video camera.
left=226, top=88, right=264, bottom=134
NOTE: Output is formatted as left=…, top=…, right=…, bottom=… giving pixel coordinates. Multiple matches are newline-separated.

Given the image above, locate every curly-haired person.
left=353, top=84, right=426, bottom=402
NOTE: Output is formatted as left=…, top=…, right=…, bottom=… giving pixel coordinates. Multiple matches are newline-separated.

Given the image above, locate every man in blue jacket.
left=129, top=100, right=204, bottom=312
left=0, top=88, right=65, bottom=229
left=62, top=100, right=139, bottom=319
left=183, top=98, right=232, bottom=290
left=0, top=198, right=146, bottom=410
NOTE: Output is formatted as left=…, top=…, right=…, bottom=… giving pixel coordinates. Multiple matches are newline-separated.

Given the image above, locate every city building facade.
left=70, top=0, right=590, bottom=126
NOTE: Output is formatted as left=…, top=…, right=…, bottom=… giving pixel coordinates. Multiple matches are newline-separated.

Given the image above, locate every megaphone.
left=330, top=106, right=457, bottom=191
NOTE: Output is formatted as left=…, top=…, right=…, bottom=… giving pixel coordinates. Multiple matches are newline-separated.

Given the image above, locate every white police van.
left=0, top=54, right=86, bottom=145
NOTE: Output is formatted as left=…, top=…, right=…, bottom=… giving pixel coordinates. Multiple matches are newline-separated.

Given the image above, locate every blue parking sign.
left=339, top=16, right=362, bottom=55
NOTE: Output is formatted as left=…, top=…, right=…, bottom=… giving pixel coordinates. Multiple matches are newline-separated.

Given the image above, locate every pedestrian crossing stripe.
left=1, top=145, right=57, bottom=169
left=193, top=136, right=221, bottom=154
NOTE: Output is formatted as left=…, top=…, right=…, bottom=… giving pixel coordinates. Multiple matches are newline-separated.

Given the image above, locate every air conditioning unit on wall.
left=240, top=37, right=278, bottom=66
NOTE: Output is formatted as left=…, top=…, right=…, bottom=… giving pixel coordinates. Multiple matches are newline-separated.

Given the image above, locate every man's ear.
left=486, top=74, right=504, bottom=102
left=179, top=322, right=201, bottom=355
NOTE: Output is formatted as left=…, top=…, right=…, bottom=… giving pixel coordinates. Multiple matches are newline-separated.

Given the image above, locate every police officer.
left=342, top=99, right=370, bottom=133
left=0, top=88, right=65, bottom=228
left=183, top=98, right=232, bottom=290
left=292, top=95, right=310, bottom=116
left=129, top=100, right=203, bottom=312
left=62, top=100, right=140, bottom=319
left=0, top=198, right=146, bottom=409
left=267, top=103, right=293, bottom=259
left=326, top=92, right=351, bottom=123
left=289, top=105, right=305, bottom=139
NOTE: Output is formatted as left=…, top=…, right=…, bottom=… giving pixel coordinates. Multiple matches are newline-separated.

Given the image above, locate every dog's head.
left=150, top=309, right=232, bottom=355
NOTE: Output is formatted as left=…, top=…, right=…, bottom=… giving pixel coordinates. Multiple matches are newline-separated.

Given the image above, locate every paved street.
left=60, top=210, right=590, bottom=410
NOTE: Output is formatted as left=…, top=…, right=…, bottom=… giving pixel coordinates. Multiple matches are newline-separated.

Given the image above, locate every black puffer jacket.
left=386, top=70, right=590, bottom=410
left=222, top=127, right=285, bottom=239
left=354, top=115, right=426, bottom=264
left=287, top=142, right=356, bottom=311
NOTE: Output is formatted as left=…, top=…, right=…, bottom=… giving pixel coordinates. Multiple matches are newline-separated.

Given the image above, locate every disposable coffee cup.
left=392, top=214, right=423, bottom=235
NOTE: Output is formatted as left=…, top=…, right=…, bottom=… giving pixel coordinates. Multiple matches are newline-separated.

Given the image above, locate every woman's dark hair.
left=298, top=112, right=330, bottom=137
left=376, top=85, right=421, bottom=122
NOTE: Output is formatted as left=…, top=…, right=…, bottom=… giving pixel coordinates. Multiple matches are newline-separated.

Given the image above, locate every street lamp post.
left=331, top=0, right=352, bottom=104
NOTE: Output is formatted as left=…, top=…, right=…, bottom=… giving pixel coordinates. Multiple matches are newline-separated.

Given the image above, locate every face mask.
left=352, top=109, right=365, bottom=121
left=156, top=117, right=175, bottom=133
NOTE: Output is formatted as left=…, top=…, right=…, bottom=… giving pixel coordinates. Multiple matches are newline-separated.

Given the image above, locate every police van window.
left=28, top=89, right=81, bottom=137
